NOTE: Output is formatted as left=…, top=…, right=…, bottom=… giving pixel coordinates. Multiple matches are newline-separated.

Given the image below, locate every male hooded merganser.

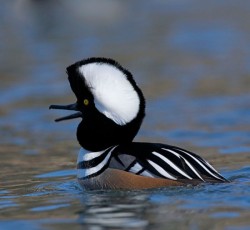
left=50, top=57, right=228, bottom=189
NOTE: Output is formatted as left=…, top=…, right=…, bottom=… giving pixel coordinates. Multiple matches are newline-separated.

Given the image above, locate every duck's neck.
left=76, top=106, right=145, bottom=152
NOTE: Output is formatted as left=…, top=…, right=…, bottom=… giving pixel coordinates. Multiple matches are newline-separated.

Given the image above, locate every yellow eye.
left=83, top=99, right=89, bottom=106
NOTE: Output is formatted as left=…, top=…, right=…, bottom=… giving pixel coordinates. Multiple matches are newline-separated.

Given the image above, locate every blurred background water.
left=1, top=0, right=250, bottom=229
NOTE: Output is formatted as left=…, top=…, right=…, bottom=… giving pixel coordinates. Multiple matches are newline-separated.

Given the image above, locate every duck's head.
left=50, top=57, right=145, bottom=151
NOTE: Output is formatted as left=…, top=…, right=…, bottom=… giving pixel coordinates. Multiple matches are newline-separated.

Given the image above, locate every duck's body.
left=77, top=142, right=226, bottom=189
left=50, top=57, right=228, bottom=190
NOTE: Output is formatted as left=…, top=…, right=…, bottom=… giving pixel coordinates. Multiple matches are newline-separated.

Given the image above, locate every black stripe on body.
left=77, top=146, right=114, bottom=169
left=113, top=155, right=125, bottom=167
left=77, top=142, right=228, bottom=183
left=162, top=146, right=226, bottom=181
left=136, top=168, right=145, bottom=175
left=136, top=158, right=169, bottom=179
left=147, top=152, right=190, bottom=179
left=124, top=160, right=137, bottom=172
left=114, top=142, right=228, bottom=182
left=77, top=146, right=117, bottom=180
left=78, top=158, right=112, bottom=180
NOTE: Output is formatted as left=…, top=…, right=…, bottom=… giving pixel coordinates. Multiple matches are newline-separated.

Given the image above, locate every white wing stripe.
left=203, top=160, right=219, bottom=173
left=162, top=148, right=181, bottom=158
left=178, top=149, right=222, bottom=180
left=162, top=147, right=204, bottom=181
left=182, top=158, right=205, bottom=181
left=147, top=160, right=177, bottom=180
left=152, top=151, right=192, bottom=180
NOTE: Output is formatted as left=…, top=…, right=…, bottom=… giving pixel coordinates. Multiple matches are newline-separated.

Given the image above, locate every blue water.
left=1, top=1, right=250, bottom=229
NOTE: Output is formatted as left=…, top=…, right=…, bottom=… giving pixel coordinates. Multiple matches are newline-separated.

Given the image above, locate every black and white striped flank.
left=77, top=142, right=228, bottom=183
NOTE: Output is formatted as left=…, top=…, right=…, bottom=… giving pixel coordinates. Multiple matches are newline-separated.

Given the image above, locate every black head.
left=50, top=57, right=145, bottom=151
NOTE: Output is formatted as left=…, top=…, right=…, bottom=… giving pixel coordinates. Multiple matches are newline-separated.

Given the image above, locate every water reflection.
left=79, top=190, right=149, bottom=228
left=1, top=166, right=250, bottom=229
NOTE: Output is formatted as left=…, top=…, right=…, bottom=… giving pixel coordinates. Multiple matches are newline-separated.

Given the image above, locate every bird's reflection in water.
left=78, top=190, right=150, bottom=229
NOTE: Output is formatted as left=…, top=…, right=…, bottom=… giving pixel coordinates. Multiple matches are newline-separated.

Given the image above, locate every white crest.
left=78, top=62, right=140, bottom=125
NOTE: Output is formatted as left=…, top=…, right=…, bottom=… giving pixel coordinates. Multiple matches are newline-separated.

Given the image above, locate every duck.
left=49, top=57, right=228, bottom=190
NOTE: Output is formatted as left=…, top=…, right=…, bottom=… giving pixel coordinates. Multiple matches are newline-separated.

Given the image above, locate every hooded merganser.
left=50, top=57, right=228, bottom=189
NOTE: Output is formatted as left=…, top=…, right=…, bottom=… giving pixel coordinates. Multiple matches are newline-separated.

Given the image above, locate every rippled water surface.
left=1, top=1, right=250, bottom=229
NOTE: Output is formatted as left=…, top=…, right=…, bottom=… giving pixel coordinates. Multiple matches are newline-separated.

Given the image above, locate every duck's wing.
left=77, top=143, right=228, bottom=183
left=110, top=142, right=228, bottom=183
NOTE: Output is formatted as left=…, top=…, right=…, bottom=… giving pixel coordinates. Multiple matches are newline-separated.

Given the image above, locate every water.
left=1, top=1, right=250, bottom=229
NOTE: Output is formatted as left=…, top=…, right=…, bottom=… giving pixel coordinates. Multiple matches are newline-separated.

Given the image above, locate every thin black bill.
left=49, top=103, right=82, bottom=122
